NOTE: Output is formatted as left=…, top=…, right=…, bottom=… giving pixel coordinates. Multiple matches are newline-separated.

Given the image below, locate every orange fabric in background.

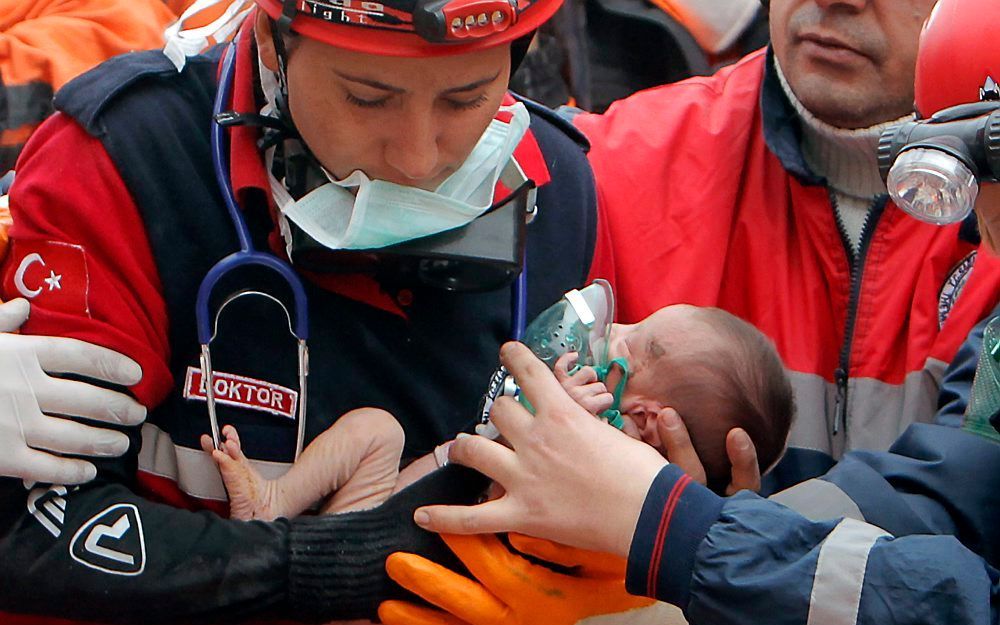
left=0, top=0, right=179, bottom=171
left=0, top=199, right=9, bottom=263
left=0, top=0, right=176, bottom=91
left=164, top=0, right=201, bottom=16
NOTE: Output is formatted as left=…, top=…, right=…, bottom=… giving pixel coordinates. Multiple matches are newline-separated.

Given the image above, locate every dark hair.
left=655, top=308, right=795, bottom=494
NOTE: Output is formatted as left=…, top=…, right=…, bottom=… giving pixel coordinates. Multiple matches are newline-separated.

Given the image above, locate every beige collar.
left=775, top=60, right=910, bottom=200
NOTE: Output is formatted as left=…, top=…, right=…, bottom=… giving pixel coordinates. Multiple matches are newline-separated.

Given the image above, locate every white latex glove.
left=0, top=299, right=146, bottom=485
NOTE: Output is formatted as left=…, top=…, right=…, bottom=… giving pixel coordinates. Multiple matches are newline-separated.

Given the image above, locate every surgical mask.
left=878, top=92, right=1000, bottom=226
left=268, top=102, right=531, bottom=253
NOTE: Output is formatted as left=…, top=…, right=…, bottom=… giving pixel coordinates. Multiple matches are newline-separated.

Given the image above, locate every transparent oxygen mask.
left=476, top=280, right=616, bottom=439
left=521, top=279, right=615, bottom=371
left=963, top=316, right=1000, bottom=442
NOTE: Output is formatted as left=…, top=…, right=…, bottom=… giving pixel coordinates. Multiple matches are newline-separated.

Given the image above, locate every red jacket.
left=579, top=49, right=1000, bottom=485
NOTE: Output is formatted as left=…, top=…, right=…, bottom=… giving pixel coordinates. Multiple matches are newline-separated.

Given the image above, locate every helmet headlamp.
left=256, top=0, right=559, bottom=57
left=413, top=0, right=518, bottom=43
left=878, top=87, right=1000, bottom=226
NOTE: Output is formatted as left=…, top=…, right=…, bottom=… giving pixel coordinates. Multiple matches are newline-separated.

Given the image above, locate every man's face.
left=257, top=15, right=511, bottom=190
left=770, top=0, right=936, bottom=129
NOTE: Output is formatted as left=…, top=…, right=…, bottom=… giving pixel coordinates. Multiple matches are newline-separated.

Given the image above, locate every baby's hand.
left=554, top=352, right=614, bottom=416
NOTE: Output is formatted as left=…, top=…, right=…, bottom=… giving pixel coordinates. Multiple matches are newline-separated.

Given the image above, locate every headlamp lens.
left=887, top=148, right=979, bottom=225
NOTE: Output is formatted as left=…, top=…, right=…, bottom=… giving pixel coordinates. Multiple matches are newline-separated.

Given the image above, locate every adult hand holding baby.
left=554, top=348, right=762, bottom=497
left=414, top=341, right=669, bottom=556
left=652, top=408, right=761, bottom=495
left=381, top=342, right=738, bottom=625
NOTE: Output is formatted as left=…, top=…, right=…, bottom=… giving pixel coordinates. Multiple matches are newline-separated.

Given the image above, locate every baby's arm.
left=553, top=352, right=615, bottom=416
left=399, top=352, right=620, bottom=500
left=201, top=407, right=405, bottom=520
left=392, top=451, right=442, bottom=495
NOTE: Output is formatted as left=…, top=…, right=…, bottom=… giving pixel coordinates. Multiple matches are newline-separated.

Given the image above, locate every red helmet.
left=254, top=0, right=561, bottom=57
left=915, top=0, right=1000, bottom=117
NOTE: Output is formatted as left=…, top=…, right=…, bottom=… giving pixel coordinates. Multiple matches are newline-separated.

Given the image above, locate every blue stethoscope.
left=198, top=40, right=529, bottom=458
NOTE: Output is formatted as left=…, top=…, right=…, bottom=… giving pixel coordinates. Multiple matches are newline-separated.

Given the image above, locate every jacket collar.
left=760, top=47, right=824, bottom=186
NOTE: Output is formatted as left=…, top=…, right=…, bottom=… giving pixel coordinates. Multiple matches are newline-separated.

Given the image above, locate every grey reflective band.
left=138, top=423, right=292, bottom=501
left=806, top=519, right=890, bottom=625
left=769, top=479, right=864, bottom=522
left=783, top=359, right=947, bottom=460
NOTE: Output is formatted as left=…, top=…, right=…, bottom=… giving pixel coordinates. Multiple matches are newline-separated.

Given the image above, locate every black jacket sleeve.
left=0, top=434, right=486, bottom=624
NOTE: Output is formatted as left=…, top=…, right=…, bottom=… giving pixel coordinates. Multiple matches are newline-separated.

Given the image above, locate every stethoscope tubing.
left=198, top=38, right=310, bottom=346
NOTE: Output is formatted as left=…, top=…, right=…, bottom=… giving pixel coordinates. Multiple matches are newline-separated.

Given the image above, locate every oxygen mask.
left=963, top=316, right=1000, bottom=441
left=476, top=280, right=626, bottom=436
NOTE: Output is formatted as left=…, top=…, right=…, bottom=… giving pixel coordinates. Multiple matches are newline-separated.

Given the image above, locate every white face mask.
left=270, top=101, right=531, bottom=252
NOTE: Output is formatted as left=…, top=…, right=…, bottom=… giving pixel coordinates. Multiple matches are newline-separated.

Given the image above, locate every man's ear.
left=255, top=10, right=280, bottom=72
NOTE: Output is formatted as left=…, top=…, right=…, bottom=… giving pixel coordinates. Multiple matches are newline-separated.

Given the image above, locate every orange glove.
left=379, top=533, right=655, bottom=625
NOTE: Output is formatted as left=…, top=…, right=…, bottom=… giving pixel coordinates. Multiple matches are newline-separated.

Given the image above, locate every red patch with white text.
left=2, top=240, right=90, bottom=316
left=183, top=367, right=298, bottom=420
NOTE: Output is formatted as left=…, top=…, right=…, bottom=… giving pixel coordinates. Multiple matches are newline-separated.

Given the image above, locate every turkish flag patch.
left=2, top=240, right=91, bottom=317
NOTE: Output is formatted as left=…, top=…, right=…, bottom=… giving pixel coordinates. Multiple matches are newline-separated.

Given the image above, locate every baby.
left=202, top=304, right=795, bottom=520
left=558, top=304, right=795, bottom=493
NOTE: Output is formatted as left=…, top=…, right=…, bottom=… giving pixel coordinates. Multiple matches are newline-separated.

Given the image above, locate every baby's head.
left=607, top=305, right=795, bottom=493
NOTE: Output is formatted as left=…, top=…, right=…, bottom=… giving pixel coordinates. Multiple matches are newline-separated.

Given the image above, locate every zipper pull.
left=833, top=367, right=848, bottom=435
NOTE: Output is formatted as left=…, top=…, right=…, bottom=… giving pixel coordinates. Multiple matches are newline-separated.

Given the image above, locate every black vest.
left=55, top=48, right=597, bottom=464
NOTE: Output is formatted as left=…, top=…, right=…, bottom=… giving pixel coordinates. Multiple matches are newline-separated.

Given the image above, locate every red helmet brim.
left=255, top=0, right=562, bottom=57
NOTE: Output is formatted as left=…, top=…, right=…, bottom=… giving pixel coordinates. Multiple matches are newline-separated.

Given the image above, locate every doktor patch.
left=184, top=366, right=299, bottom=420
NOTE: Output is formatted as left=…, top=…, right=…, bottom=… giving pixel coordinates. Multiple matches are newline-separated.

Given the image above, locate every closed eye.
left=445, top=94, right=489, bottom=111
left=346, top=93, right=390, bottom=109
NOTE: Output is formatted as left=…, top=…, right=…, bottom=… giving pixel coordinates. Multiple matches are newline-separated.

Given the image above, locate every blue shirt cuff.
left=625, top=464, right=724, bottom=608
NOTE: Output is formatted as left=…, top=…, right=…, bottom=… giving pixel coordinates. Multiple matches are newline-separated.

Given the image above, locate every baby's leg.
left=309, top=408, right=405, bottom=514
left=200, top=426, right=284, bottom=521
left=202, top=409, right=404, bottom=520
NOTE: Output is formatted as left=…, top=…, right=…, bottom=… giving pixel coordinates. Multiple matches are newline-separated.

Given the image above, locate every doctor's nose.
left=383, top=115, right=442, bottom=187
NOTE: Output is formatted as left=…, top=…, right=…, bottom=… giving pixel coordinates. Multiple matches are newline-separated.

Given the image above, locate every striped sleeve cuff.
left=625, top=464, right=724, bottom=608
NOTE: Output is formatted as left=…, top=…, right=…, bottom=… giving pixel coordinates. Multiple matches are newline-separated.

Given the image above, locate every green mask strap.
left=593, top=357, right=629, bottom=430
